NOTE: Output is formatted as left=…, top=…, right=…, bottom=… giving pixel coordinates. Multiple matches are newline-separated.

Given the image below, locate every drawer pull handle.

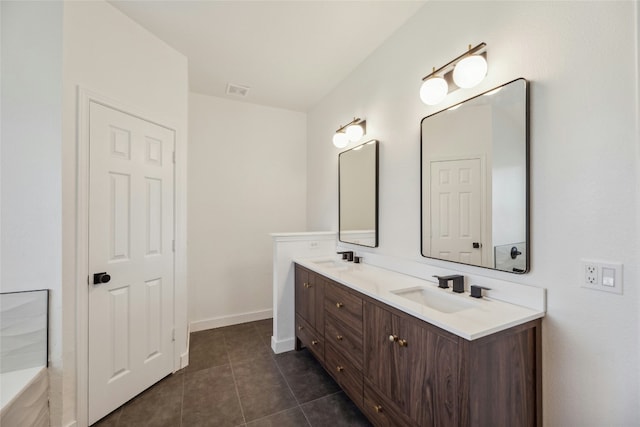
left=336, top=302, right=344, bottom=308
left=303, top=282, right=312, bottom=289
left=336, top=366, right=344, bottom=372
left=298, top=326, right=304, bottom=331
left=373, top=405, right=383, bottom=413
left=389, top=334, right=398, bottom=342
left=398, top=339, right=408, bottom=347
left=311, top=340, right=319, bottom=346
left=336, top=335, right=343, bottom=341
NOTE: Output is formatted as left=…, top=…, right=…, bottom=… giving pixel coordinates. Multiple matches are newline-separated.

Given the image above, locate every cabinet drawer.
left=363, top=382, right=415, bottom=427
left=296, top=314, right=324, bottom=362
left=325, top=343, right=363, bottom=407
left=325, top=281, right=363, bottom=332
left=325, top=313, right=363, bottom=370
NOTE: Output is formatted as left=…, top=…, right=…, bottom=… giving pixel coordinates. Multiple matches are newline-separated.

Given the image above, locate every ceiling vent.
left=226, top=83, right=250, bottom=97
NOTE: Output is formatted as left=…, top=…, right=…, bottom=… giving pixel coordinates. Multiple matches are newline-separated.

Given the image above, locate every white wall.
left=188, top=93, right=306, bottom=329
left=1, top=0, right=63, bottom=304
left=0, top=0, right=64, bottom=422
left=61, top=2, right=189, bottom=426
left=307, top=2, right=639, bottom=426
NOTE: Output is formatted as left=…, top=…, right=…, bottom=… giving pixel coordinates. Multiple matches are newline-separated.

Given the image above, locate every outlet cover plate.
left=581, top=259, right=623, bottom=294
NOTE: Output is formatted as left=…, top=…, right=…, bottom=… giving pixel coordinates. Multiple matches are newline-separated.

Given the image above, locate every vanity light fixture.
left=420, top=42, right=488, bottom=106
left=333, top=117, right=366, bottom=148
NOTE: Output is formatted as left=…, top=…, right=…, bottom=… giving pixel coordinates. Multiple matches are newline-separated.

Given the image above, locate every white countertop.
left=294, top=257, right=544, bottom=340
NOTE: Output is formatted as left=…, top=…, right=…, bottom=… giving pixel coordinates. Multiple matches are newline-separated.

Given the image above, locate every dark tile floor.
left=93, top=319, right=372, bottom=427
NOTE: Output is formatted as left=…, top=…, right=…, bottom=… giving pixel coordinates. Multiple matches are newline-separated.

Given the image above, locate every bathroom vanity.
left=294, top=259, right=543, bottom=427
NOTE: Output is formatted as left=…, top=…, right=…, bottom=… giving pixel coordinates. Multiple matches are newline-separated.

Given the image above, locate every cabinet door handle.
left=398, top=339, right=408, bottom=347
left=336, top=366, right=344, bottom=372
left=336, top=335, right=343, bottom=341
left=388, top=334, right=398, bottom=342
left=311, top=340, right=319, bottom=345
left=303, top=282, right=312, bottom=289
left=373, top=405, right=383, bottom=413
left=298, top=326, right=304, bottom=331
left=336, top=302, right=344, bottom=308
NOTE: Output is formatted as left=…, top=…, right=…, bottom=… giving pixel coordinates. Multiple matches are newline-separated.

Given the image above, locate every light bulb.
left=420, top=76, right=448, bottom=105
left=346, top=123, right=364, bottom=142
left=453, top=54, right=487, bottom=88
left=333, top=132, right=348, bottom=148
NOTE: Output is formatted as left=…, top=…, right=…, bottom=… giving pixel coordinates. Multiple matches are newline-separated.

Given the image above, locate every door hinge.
left=172, top=328, right=176, bottom=342
left=172, top=240, right=175, bottom=252
left=172, top=151, right=176, bottom=164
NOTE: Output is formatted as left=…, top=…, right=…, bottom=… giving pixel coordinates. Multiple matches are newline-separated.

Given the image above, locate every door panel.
left=88, top=102, right=175, bottom=424
left=430, top=159, right=482, bottom=265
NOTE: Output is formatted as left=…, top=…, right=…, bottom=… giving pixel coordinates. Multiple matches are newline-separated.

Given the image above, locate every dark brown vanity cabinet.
left=294, top=264, right=541, bottom=427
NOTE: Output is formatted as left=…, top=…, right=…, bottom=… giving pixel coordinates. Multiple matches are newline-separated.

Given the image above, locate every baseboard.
left=180, top=350, right=189, bottom=370
left=189, top=309, right=273, bottom=332
left=178, top=323, right=190, bottom=370
left=271, top=336, right=295, bottom=354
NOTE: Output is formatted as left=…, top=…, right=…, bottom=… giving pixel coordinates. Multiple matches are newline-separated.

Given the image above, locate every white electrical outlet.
left=580, top=259, right=623, bottom=294
left=584, top=263, right=598, bottom=285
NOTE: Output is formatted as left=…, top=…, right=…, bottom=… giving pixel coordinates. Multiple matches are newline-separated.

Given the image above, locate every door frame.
left=75, top=87, right=188, bottom=427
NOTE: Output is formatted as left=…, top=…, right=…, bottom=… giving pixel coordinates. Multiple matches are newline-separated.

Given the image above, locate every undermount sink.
left=311, top=259, right=350, bottom=270
left=391, top=286, right=475, bottom=314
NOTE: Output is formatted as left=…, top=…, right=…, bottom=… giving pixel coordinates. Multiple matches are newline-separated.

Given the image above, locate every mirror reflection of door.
left=430, top=158, right=483, bottom=265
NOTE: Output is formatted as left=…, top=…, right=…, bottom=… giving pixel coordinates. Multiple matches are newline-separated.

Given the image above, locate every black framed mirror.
left=339, top=139, right=379, bottom=247
left=420, top=78, right=529, bottom=273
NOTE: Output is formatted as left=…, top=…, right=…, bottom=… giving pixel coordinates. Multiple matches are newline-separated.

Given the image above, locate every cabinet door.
left=364, top=302, right=402, bottom=403
left=295, top=266, right=326, bottom=331
left=365, top=300, right=459, bottom=427
left=313, top=273, right=325, bottom=332
left=396, top=317, right=459, bottom=427
left=295, top=266, right=315, bottom=325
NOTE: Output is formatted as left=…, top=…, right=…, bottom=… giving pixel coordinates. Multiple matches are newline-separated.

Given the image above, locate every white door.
left=430, top=158, right=482, bottom=265
left=88, top=102, right=175, bottom=424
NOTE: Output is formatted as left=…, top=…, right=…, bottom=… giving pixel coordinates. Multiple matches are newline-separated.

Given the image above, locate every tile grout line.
left=267, top=327, right=315, bottom=427
left=301, top=389, right=344, bottom=406
left=114, top=406, right=123, bottom=427
left=259, top=322, right=308, bottom=424
left=183, top=321, right=361, bottom=427
left=254, top=321, right=312, bottom=426
left=226, top=332, right=248, bottom=426
left=243, top=406, right=300, bottom=425
left=179, top=370, right=185, bottom=427
left=272, top=349, right=303, bottom=406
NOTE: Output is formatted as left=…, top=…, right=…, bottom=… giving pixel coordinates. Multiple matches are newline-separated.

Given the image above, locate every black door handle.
left=473, top=242, right=482, bottom=249
left=510, top=247, right=522, bottom=259
left=93, top=272, right=111, bottom=285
